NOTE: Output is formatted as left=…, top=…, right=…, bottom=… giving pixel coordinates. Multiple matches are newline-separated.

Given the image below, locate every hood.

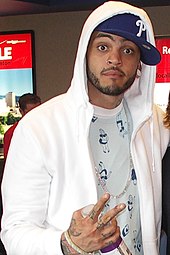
left=68, top=1, right=158, bottom=129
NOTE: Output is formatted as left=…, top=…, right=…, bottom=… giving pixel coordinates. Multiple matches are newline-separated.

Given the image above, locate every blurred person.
left=1, top=2, right=170, bottom=255
left=162, top=91, right=170, bottom=255
left=3, top=93, right=41, bottom=159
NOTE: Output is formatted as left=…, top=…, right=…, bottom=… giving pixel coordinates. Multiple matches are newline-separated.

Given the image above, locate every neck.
left=88, top=82, right=123, bottom=109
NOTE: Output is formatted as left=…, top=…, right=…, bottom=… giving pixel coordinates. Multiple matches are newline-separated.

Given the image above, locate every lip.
left=102, top=70, right=123, bottom=77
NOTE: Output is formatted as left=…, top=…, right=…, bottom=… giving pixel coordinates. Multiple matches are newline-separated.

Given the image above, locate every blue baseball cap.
left=94, top=13, right=161, bottom=65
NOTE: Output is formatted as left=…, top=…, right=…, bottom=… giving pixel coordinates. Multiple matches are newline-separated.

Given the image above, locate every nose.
left=106, top=50, right=121, bottom=66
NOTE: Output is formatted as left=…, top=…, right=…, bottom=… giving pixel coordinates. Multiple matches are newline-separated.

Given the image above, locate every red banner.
left=0, top=33, right=32, bottom=70
left=156, top=37, right=170, bottom=83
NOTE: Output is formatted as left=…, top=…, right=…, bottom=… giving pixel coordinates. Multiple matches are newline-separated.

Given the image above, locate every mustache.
left=101, top=66, right=125, bottom=76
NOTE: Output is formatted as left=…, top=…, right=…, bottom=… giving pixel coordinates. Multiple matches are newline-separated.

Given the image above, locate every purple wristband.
left=101, top=236, right=122, bottom=253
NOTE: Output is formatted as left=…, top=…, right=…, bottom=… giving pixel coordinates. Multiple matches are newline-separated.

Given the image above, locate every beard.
left=87, top=66, right=137, bottom=96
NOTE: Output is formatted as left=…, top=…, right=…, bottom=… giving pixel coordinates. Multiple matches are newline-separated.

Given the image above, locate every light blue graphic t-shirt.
left=89, top=101, right=143, bottom=255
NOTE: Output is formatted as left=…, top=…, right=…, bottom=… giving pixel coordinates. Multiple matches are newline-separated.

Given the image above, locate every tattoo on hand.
left=69, top=218, right=81, bottom=237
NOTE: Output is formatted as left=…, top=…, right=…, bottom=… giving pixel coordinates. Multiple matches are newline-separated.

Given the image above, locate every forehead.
left=89, top=31, right=139, bottom=48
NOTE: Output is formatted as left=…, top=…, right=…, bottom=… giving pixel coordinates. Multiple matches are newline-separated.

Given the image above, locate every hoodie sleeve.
left=1, top=122, right=64, bottom=255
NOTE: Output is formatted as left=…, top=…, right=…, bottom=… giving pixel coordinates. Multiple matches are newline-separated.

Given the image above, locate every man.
left=1, top=1, right=169, bottom=255
left=3, top=93, right=41, bottom=159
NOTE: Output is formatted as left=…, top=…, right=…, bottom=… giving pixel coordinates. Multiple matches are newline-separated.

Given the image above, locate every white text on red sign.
left=0, top=47, right=12, bottom=60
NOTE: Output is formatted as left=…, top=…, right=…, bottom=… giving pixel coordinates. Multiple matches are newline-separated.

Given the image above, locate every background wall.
left=0, top=5, right=169, bottom=102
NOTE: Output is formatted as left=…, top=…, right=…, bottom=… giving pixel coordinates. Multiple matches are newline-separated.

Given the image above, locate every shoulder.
left=4, top=122, right=19, bottom=138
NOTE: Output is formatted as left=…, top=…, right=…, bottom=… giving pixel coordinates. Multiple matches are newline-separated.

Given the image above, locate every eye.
left=97, top=45, right=108, bottom=51
left=123, top=48, right=134, bottom=55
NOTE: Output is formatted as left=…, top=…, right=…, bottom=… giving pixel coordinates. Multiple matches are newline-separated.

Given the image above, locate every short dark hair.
left=19, top=93, right=41, bottom=111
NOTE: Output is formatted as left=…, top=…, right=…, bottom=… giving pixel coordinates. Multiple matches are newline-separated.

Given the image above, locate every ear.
left=136, top=69, right=141, bottom=78
left=19, top=108, right=24, bottom=116
left=137, top=62, right=142, bottom=71
left=136, top=63, right=142, bottom=78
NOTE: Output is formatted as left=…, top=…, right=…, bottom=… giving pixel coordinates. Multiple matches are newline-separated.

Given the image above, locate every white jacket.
left=1, top=1, right=169, bottom=255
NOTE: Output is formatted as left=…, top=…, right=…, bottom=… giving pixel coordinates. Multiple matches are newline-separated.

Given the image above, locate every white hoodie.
left=1, top=1, right=169, bottom=255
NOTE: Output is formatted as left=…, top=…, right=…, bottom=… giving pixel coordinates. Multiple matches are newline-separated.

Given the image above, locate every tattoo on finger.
left=101, top=232, right=112, bottom=240
left=96, top=220, right=105, bottom=229
left=89, top=210, right=96, bottom=220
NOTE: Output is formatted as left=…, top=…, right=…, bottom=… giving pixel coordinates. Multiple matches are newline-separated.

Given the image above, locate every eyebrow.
left=94, top=32, right=128, bottom=42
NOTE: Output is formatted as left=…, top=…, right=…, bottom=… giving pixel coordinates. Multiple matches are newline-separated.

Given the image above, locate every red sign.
left=0, top=33, right=32, bottom=70
left=156, top=37, right=170, bottom=83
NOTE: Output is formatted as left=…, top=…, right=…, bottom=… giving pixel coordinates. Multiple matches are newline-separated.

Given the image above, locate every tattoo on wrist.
left=61, top=232, right=81, bottom=255
left=61, top=231, right=94, bottom=255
